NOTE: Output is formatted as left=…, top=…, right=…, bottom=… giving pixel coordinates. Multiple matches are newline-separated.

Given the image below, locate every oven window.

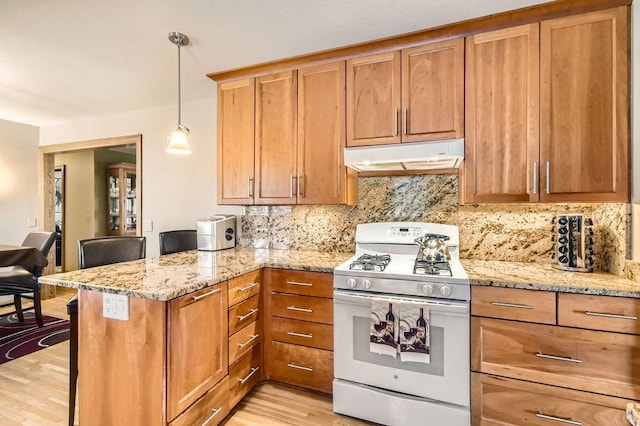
left=352, top=317, right=445, bottom=376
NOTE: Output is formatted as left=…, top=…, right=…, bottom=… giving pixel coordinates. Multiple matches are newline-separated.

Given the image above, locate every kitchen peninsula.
left=41, top=249, right=640, bottom=425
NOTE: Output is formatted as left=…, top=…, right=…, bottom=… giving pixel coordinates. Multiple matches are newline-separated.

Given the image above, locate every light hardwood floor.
left=0, top=290, right=373, bottom=426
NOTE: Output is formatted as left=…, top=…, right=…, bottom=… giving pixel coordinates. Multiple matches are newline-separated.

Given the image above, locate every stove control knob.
left=347, top=278, right=357, bottom=288
left=422, top=284, right=433, bottom=295
left=440, top=285, right=452, bottom=297
left=362, top=279, right=372, bottom=289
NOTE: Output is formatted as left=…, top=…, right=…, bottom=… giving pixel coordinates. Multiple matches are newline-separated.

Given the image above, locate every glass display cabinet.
left=107, top=162, right=137, bottom=236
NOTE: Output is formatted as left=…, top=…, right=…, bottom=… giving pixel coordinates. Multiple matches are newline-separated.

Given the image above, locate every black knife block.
left=551, top=214, right=594, bottom=272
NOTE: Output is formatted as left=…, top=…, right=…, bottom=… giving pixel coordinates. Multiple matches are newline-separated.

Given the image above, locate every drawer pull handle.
left=536, top=412, right=582, bottom=426
left=536, top=352, right=582, bottom=364
left=201, top=407, right=223, bottom=426
left=287, top=306, right=313, bottom=313
left=192, top=288, right=221, bottom=302
left=238, top=282, right=259, bottom=292
left=287, top=362, right=314, bottom=372
left=287, top=331, right=313, bottom=339
left=239, top=366, right=260, bottom=385
left=491, top=301, right=534, bottom=310
left=287, top=280, right=313, bottom=287
left=585, top=311, right=637, bottom=321
left=238, top=334, right=259, bottom=348
left=238, top=309, right=258, bottom=321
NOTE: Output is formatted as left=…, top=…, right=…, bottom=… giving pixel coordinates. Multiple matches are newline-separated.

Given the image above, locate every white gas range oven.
left=333, top=222, right=470, bottom=425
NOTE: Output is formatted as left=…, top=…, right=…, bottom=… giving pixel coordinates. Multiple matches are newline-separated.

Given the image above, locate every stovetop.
left=333, top=222, right=470, bottom=300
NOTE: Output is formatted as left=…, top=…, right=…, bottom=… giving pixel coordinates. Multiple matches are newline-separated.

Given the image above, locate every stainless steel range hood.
left=344, top=138, right=464, bottom=172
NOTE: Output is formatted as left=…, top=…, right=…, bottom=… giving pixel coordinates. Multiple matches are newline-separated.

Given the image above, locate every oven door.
left=334, top=289, right=469, bottom=407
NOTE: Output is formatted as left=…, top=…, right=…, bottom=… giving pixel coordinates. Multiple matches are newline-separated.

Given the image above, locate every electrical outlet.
left=27, top=217, right=37, bottom=227
left=103, top=293, right=129, bottom=321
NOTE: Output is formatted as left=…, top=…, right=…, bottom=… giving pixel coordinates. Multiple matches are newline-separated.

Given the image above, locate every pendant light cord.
left=177, top=43, right=182, bottom=125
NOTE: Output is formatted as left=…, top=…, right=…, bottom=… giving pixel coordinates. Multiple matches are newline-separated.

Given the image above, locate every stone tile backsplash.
left=238, top=175, right=632, bottom=276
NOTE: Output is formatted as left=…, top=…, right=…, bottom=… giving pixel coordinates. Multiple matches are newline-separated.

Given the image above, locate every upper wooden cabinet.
left=464, top=7, right=629, bottom=203
left=464, top=24, right=540, bottom=203
left=218, top=64, right=357, bottom=206
left=217, top=79, right=255, bottom=205
left=540, top=7, right=629, bottom=202
left=346, top=38, right=464, bottom=147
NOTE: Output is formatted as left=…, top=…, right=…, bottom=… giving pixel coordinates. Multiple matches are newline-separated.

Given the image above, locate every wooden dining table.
left=0, top=245, right=48, bottom=268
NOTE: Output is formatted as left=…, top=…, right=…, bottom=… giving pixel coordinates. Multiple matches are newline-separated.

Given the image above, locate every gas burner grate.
left=413, top=260, right=452, bottom=276
left=349, top=254, right=391, bottom=272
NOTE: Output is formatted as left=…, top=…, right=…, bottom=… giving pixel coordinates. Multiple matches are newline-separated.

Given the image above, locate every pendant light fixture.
left=166, top=31, right=191, bottom=155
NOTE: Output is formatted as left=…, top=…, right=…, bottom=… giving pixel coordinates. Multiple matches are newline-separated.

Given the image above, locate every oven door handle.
left=333, top=289, right=469, bottom=312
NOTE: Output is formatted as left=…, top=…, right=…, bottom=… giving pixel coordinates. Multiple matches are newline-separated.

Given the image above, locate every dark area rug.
left=0, top=312, right=70, bottom=364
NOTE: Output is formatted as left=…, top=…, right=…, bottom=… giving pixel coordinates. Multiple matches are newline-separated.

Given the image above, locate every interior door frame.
left=38, top=134, right=142, bottom=295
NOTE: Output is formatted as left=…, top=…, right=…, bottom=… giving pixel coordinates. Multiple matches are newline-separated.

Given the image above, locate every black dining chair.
left=67, top=235, right=146, bottom=426
left=0, top=231, right=56, bottom=328
left=159, top=229, right=197, bottom=255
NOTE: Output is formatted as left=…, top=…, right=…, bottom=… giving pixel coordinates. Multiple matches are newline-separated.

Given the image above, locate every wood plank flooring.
left=0, top=290, right=373, bottom=426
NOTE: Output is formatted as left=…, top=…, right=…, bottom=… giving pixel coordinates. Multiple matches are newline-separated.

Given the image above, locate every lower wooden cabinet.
left=169, top=377, right=230, bottom=426
left=472, top=373, right=630, bottom=425
left=229, top=345, right=262, bottom=406
left=270, top=316, right=333, bottom=351
left=269, top=341, right=333, bottom=393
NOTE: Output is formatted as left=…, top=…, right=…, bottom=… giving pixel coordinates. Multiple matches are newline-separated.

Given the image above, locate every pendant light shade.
left=166, top=32, right=191, bottom=155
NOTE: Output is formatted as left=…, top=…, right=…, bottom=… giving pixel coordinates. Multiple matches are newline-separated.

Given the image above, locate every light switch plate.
left=27, top=217, right=37, bottom=227
left=103, top=293, right=129, bottom=321
left=143, top=220, right=153, bottom=232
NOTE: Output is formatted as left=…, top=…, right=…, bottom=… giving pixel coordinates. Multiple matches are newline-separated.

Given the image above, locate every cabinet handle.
left=287, top=306, right=313, bottom=313
left=287, top=331, right=313, bottom=339
left=545, top=161, right=550, bottom=194
left=286, top=280, right=313, bottom=287
left=247, top=176, right=254, bottom=198
left=585, top=311, right=637, bottom=321
left=239, top=366, right=260, bottom=385
left=201, top=407, right=223, bottom=426
left=290, top=174, right=295, bottom=198
left=491, top=301, right=534, bottom=310
left=238, top=334, right=259, bottom=348
left=394, top=109, right=399, bottom=136
left=535, top=412, right=582, bottom=425
left=403, top=107, right=407, bottom=134
left=297, top=174, right=303, bottom=198
left=192, top=288, right=221, bottom=302
left=536, top=352, right=582, bottom=364
left=287, top=362, right=314, bottom=372
left=532, top=162, right=538, bottom=195
left=238, top=308, right=258, bottom=321
left=238, top=282, right=259, bottom=292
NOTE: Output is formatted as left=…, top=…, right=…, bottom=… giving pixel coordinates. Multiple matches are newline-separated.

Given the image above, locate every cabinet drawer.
left=229, top=294, right=259, bottom=336
left=558, top=293, right=640, bottom=335
left=471, top=286, right=556, bottom=324
left=471, top=317, right=640, bottom=400
left=269, top=268, right=333, bottom=298
left=472, top=373, right=630, bottom=426
left=271, top=293, right=333, bottom=324
left=229, top=345, right=262, bottom=407
left=229, top=320, right=261, bottom=365
left=169, top=376, right=230, bottom=426
left=270, top=317, right=333, bottom=350
left=270, top=341, right=333, bottom=394
left=228, top=270, right=261, bottom=307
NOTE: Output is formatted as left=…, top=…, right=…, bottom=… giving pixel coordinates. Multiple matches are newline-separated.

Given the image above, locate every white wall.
left=0, top=119, right=40, bottom=245
left=40, top=97, right=242, bottom=257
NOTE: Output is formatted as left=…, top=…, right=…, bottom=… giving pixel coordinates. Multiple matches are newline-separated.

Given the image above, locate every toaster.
left=196, top=215, right=236, bottom=251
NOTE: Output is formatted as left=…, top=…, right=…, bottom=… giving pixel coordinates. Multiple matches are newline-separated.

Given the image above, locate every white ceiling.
left=1, top=0, right=553, bottom=127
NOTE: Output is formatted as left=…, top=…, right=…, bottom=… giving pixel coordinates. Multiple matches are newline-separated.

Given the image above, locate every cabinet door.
left=402, top=38, right=464, bottom=142
left=298, top=61, right=352, bottom=205
left=540, top=7, right=629, bottom=202
left=255, top=71, right=297, bottom=204
left=217, top=79, right=255, bottom=205
left=347, top=51, right=401, bottom=146
left=464, top=24, right=539, bottom=203
left=167, top=283, right=228, bottom=421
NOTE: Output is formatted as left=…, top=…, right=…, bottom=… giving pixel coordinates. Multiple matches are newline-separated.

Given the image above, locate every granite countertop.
left=628, top=403, right=640, bottom=426
left=462, top=259, right=640, bottom=299
left=40, top=248, right=351, bottom=301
